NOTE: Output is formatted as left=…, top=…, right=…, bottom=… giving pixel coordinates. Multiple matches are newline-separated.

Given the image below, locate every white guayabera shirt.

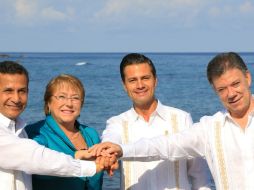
left=0, top=113, right=96, bottom=190
left=122, top=110, right=254, bottom=190
left=102, top=101, right=211, bottom=190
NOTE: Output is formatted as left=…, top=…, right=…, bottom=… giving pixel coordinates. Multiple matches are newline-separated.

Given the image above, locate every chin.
left=62, top=118, right=76, bottom=123
left=8, top=112, right=22, bottom=118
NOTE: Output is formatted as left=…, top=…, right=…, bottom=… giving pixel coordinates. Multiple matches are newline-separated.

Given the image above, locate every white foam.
left=75, top=62, right=87, bottom=66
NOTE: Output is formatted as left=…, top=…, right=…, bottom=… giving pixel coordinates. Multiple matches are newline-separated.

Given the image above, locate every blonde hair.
left=44, top=74, right=85, bottom=115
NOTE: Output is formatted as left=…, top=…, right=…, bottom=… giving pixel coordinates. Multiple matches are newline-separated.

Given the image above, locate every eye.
left=232, top=82, right=240, bottom=88
left=3, top=89, right=13, bottom=93
left=217, top=88, right=225, bottom=94
left=143, top=76, right=151, bottom=80
left=128, top=78, right=136, bottom=83
left=71, top=96, right=81, bottom=101
left=58, top=95, right=66, bottom=101
left=19, top=88, right=28, bottom=94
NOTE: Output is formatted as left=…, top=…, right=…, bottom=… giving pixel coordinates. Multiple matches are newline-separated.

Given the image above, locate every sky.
left=0, top=0, right=253, bottom=52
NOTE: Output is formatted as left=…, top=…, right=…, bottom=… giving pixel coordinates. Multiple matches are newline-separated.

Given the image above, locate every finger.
left=101, top=149, right=112, bottom=157
left=88, top=144, right=100, bottom=156
left=111, top=161, right=119, bottom=170
left=75, top=150, right=92, bottom=160
left=96, top=142, right=113, bottom=156
left=103, top=156, right=111, bottom=169
left=95, top=156, right=102, bottom=164
left=107, top=168, right=114, bottom=177
left=89, top=143, right=112, bottom=157
left=97, top=156, right=105, bottom=170
left=95, top=160, right=104, bottom=173
left=106, top=161, right=119, bottom=176
left=106, top=144, right=123, bottom=157
left=109, top=155, right=117, bottom=166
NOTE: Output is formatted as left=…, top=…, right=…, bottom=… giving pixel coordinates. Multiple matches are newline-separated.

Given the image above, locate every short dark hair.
left=207, top=52, right=248, bottom=84
left=120, top=53, right=157, bottom=82
left=0, top=61, right=29, bottom=83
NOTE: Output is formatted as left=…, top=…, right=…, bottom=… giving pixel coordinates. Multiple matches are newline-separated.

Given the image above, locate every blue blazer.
left=25, top=115, right=103, bottom=190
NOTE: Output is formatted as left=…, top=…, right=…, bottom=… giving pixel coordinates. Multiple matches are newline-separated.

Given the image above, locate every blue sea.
left=1, top=52, right=254, bottom=189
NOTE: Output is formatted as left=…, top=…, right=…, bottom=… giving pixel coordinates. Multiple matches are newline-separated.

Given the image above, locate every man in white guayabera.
left=99, top=53, right=212, bottom=190
left=0, top=61, right=116, bottom=190
left=91, top=52, right=254, bottom=189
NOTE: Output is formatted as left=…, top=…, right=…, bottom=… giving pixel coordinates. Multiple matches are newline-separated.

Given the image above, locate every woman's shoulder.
left=25, top=120, right=46, bottom=136
left=25, top=120, right=48, bottom=145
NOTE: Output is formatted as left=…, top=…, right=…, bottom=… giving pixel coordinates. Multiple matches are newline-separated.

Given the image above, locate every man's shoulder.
left=161, top=104, right=190, bottom=117
left=199, top=110, right=226, bottom=124
left=107, top=108, right=133, bottom=122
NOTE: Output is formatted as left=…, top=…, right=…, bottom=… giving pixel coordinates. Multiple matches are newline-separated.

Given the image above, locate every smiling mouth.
left=136, top=90, right=148, bottom=95
left=229, top=98, right=240, bottom=104
left=61, top=110, right=74, bottom=114
left=7, top=105, right=23, bottom=110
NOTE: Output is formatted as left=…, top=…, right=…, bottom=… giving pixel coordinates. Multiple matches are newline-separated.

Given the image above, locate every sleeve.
left=0, top=127, right=96, bottom=177
left=101, top=116, right=123, bottom=144
left=184, top=114, right=212, bottom=190
left=121, top=123, right=206, bottom=161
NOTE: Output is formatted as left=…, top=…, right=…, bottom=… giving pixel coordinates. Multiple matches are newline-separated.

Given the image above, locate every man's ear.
left=246, top=70, right=252, bottom=88
left=122, top=81, right=127, bottom=92
left=155, top=77, right=158, bottom=87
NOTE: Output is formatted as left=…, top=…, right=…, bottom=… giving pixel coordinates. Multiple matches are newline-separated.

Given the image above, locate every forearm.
left=0, top=131, right=96, bottom=177
left=122, top=130, right=204, bottom=160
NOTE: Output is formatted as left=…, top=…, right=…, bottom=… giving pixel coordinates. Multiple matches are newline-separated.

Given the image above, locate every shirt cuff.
left=79, top=160, right=96, bottom=177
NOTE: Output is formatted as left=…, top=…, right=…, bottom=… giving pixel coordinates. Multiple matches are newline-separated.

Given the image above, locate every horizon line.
left=0, top=51, right=253, bottom=54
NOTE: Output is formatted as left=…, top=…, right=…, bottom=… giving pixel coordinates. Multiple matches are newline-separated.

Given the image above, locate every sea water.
left=1, top=52, right=253, bottom=189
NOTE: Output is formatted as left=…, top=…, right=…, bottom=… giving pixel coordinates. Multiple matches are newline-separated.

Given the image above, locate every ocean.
left=1, top=52, right=254, bottom=189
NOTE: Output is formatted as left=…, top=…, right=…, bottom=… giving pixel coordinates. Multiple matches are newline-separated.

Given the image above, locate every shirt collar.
left=220, top=107, right=254, bottom=127
left=223, top=95, right=254, bottom=119
left=154, top=100, right=168, bottom=121
left=129, top=100, right=167, bottom=122
left=223, top=106, right=254, bottom=118
left=217, top=109, right=229, bottom=126
left=0, top=113, right=26, bottom=132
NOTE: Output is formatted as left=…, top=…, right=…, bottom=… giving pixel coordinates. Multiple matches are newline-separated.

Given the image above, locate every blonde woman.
left=26, top=74, right=103, bottom=190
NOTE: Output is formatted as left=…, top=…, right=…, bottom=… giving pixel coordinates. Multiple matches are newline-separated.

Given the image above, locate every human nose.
left=227, top=87, right=236, bottom=98
left=12, top=91, right=21, bottom=103
left=136, top=79, right=144, bottom=89
left=65, top=97, right=73, bottom=105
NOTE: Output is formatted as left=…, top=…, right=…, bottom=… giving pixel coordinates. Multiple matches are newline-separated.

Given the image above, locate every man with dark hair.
left=101, top=53, right=211, bottom=190
left=92, top=52, right=254, bottom=189
left=0, top=61, right=107, bottom=190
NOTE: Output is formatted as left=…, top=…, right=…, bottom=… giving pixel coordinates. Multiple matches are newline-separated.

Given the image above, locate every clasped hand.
left=75, top=142, right=122, bottom=176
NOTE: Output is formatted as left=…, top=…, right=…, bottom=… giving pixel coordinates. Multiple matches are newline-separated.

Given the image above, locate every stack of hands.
left=75, top=142, right=123, bottom=176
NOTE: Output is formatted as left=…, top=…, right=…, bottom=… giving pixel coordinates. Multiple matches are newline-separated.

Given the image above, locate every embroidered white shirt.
left=122, top=110, right=254, bottom=189
left=102, top=101, right=211, bottom=190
